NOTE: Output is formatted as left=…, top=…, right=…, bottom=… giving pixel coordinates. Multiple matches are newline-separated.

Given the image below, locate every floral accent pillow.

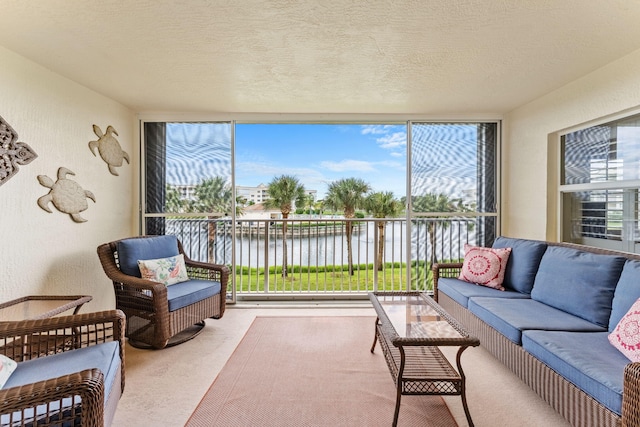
left=0, top=354, right=17, bottom=389
left=458, top=244, right=512, bottom=290
left=609, top=298, right=640, bottom=362
left=137, top=253, right=189, bottom=286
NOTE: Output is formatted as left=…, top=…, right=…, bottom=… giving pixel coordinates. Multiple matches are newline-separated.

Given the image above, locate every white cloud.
left=361, top=125, right=397, bottom=135
left=320, top=159, right=376, bottom=172
left=377, top=132, right=407, bottom=149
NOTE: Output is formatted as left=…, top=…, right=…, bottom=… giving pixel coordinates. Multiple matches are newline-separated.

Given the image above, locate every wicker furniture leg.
left=456, top=345, right=474, bottom=427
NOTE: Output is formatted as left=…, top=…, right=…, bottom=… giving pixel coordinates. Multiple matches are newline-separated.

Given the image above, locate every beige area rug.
left=185, top=316, right=457, bottom=427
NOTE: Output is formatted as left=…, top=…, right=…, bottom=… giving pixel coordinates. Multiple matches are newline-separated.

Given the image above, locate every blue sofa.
left=433, top=237, right=640, bottom=427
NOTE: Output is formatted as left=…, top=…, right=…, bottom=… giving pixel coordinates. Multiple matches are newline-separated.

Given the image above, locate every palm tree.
left=364, top=191, right=403, bottom=271
left=412, top=193, right=467, bottom=266
left=192, top=177, right=236, bottom=263
left=165, top=184, right=185, bottom=213
left=324, top=178, right=371, bottom=275
left=263, top=175, right=306, bottom=277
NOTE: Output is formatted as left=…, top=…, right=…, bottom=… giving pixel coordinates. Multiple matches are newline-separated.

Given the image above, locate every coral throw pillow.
left=609, top=298, right=640, bottom=362
left=137, top=253, right=189, bottom=286
left=0, top=354, right=17, bottom=389
left=458, top=244, right=512, bottom=290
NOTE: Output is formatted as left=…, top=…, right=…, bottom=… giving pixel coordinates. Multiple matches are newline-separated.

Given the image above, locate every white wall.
left=0, top=46, right=135, bottom=311
left=503, top=48, right=640, bottom=241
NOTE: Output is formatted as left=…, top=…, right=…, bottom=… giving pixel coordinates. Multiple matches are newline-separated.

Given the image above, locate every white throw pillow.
left=137, top=253, right=190, bottom=286
left=0, top=354, right=17, bottom=389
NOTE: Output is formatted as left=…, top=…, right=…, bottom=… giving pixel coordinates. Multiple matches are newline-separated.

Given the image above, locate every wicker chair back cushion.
left=492, top=237, right=547, bottom=294
left=531, top=246, right=626, bottom=328
left=1, top=341, right=121, bottom=424
left=117, top=235, right=179, bottom=277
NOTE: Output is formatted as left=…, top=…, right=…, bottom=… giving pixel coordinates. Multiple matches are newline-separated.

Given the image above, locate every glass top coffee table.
left=369, top=291, right=480, bottom=427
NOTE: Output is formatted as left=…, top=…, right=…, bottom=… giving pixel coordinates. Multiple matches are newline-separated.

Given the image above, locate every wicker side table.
left=0, top=295, right=93, bottom=359
left=0, top=295, right=92, bottom=322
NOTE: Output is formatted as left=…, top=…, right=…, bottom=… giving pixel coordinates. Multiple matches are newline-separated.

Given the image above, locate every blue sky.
left=166, top=122, right=481, bottom=202
left=235, top=124, right=407, bottom=199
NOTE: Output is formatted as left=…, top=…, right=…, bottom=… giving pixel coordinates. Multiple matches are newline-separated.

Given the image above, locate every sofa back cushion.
left=531, top=246, right=626, bottom=328
left=609, top=260, right=640, bottom=332
left=492, top=237, right=547, bottom=294
left=116, top=235, right=180, bottom=277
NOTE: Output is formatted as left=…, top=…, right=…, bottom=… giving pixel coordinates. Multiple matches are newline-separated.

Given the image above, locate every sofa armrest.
left=0, top=368, right=105, bottom=427
left=432, top=262, right=463, bottom=302
left=623, top=362, right=640, bottom=426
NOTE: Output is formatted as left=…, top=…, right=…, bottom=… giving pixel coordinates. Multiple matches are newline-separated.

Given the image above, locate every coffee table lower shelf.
left=371, top=319, right=475, bottom=427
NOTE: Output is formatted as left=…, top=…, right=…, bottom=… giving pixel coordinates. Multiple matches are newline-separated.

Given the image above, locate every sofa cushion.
left=117, top=235, right=180, bottom=277
left=1, top=341, right=121, bottom=425
left=531, top=246, right=626, bottom=328
left=438, top=277, right=530, bottom=308
left=468, top=297, right=606, bottom=344
left=458, top=244, right=511, bottom=290
left=492, top=237, right=547, bottom=294
left=609, top=260, right=640, bottom=332
left=167, top=279, right=221, bottom=312
left=523, top=330, right=628, bottom=416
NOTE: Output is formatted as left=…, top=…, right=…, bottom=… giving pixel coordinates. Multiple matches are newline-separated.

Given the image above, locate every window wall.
left=561, top=113, right=640, bottom=252
left=141, top=120, right=500, bottom=299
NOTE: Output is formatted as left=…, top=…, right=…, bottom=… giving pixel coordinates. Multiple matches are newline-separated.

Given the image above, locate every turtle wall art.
left=89, top=124, right=129, bottom=176
left=37, top=167, right=96, bottom=223
left=0, top=114, right=38, bottom=187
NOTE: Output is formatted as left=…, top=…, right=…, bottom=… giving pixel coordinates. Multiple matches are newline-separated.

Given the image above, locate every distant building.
left=236, top=183, right=270, bottom=204
left=171, top=182, right=318, bottom=210
left=236, top=184, right=317, bottom=206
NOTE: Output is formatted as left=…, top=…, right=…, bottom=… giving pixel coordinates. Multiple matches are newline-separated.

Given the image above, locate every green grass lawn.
left=233, top=261, right=435, bottom=293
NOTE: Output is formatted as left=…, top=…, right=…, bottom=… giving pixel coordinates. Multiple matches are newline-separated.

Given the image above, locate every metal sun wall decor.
left=89, top=124, right=129, bottom=176
left=37, top=167, right=96, bottom=223
left=0, top=114, right=38, bottom=187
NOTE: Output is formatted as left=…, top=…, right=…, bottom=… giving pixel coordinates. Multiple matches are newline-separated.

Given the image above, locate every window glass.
left=563, top=114, right=640, bottom=185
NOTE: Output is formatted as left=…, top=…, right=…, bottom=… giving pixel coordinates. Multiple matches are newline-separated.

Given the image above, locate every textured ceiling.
left=2, top=0, right=640, bottom=115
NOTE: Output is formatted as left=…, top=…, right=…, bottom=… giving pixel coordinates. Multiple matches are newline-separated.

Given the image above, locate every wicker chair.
left=97, top=235, right=229, bottom=349
left=0, top=310, right=126, bottom=427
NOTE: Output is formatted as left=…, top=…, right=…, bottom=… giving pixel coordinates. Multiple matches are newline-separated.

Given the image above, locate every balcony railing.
left=166, top=217, right=479, bottom=300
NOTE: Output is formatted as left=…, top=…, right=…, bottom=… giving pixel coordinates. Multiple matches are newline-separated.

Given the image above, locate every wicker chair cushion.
left=458, top=244, right=511, bottom=290
left=468, top=297, right=606, bottom=344
left=1, top=341, right=121, bottom=424
left=167, top=279, right=221, bottom=312
left=609, top=260, right=640, bottom=332
left=117, top=235, right=179, bottom=277
left=523, top=330, right=628, bottom=416
left=531, top=246, right=626, bottom=328
left=438, top=277, right=530, bottom=308
left=492, top=237, right=547, bottom=294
